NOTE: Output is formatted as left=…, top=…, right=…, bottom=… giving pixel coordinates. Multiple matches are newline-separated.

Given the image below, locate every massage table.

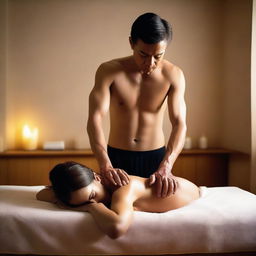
left=0, top=185, right=256, bottom=256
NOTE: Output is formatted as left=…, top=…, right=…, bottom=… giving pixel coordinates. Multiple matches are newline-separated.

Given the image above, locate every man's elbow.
left=86, top=118, right=97, bottom=137
left=183, top=123, right=187, bottom=133
left=180, top=122, right=187, bottom=140
left=173, top=120, right=187, bottom=132
left=87, top=112, right=103, bottom=133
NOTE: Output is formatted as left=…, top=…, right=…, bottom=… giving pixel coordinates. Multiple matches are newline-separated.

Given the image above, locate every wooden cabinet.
left=0, top=148, right=234, bottom=186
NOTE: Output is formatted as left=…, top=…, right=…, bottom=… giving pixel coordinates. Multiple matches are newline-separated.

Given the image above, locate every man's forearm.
left=87, top=119, right=112, bottom=170
left=87, top=116, right=130, bottom=187
left=160, top=122, right=187, bottom=172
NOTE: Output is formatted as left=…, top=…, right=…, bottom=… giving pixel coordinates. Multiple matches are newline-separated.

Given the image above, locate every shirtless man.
left=87, top=13, right=187, bottom=197
left=36, top=162, right=200, bottom=239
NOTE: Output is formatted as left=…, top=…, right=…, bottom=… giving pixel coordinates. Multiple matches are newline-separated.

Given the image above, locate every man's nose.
left=146, top=56, right=155, bottom=67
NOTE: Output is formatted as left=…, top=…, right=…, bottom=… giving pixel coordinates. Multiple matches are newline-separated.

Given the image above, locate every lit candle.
left=22, top=125, right=39, bottom=150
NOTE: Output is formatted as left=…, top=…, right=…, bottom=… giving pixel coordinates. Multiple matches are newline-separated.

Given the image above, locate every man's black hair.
left=49, top=161, right=94, bottom=205
left=130, top=12, right=172, bottom=44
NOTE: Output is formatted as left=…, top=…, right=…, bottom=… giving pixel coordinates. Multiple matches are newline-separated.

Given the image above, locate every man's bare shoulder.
left=162, top=60, right=185, bottom=87
left=93, top=57, right=131, bottom=90
left=162, top=60, right=184, bottom=78
left=98, top=57, right=131, bottom=74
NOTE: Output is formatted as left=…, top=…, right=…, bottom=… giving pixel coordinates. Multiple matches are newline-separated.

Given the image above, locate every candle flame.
left=23, top=125, right=38, bottom=138
left=23, top=125, right=31, bottom=138
left=22, top=124, right=39, bottom=150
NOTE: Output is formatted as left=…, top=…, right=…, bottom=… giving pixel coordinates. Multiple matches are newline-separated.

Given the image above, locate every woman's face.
left=69, top=177, right=110, bottom=206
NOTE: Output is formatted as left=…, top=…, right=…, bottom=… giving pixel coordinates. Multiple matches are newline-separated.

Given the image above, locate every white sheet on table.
left=0, top=185, right=256, bottom=255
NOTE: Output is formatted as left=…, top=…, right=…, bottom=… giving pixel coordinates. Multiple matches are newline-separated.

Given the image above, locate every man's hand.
left=101, top=167, right=130, bottom=187
left=149, top=166, right=178, bottom=198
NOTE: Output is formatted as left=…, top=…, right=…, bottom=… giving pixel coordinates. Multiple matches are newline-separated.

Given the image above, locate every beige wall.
left=0, top=0, right=254, bottom=190
left=0, top=0, right=7, bottom=150
left=5, top=0, right=225, bottom=149
left=220, top=0, right=252, bottom=154
left=220, top=0, right=252, bottom=190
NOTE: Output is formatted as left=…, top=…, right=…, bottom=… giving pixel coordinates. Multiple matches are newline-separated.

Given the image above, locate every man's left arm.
left=150, top=66, right=187, bottom=197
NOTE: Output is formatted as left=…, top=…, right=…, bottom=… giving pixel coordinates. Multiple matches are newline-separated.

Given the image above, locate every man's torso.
left=107, top=56, right=175, bottom=151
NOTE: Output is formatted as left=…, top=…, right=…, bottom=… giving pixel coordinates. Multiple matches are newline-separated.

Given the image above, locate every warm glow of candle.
left=22, top=125, right=39, bottom=150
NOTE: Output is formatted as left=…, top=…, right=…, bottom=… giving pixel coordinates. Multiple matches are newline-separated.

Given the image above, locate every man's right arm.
left=87, top=63, right=113, bottom=171
left=87, top=63, right=129, bottom=186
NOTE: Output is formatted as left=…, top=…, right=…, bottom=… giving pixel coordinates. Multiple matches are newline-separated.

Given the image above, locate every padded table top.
left=0, top=185, right=256, bottom=255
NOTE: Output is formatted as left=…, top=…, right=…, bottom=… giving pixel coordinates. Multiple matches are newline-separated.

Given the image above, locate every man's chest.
left=110, top=73, right=170, bottom=112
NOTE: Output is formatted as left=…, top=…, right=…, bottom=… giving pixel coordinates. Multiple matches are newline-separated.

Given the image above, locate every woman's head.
left=49, top=161, right=109, bottom=206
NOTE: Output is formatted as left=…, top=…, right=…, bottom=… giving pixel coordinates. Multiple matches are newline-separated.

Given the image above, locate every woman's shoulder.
left=112, top=176, right=147, bottom=200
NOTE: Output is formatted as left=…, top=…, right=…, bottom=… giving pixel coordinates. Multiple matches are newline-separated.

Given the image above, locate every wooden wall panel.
left=0, top=159, right=7, bottom=184
left=173, top=155, right=197, bottom=184
left=0, top=149, right=233, bottom=186
left=7, top=159, right=30, bottom=185
left=196, top=155, right=228, bottom=187
left=29, top=158, right=51, bottom=185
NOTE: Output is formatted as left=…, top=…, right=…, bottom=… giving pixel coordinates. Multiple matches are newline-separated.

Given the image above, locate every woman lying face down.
left=37, top=161, right=200, bottom=239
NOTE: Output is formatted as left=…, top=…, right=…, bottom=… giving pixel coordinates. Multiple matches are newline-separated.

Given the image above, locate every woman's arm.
left=88, top=196, right=133, bottom=239
left=69, top=186, right=134, bottom=239
left=36, top=187, right=57, bottom=203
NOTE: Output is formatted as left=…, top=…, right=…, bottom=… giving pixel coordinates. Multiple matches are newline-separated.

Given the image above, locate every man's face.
left=130, top=39, right=168, bottom=75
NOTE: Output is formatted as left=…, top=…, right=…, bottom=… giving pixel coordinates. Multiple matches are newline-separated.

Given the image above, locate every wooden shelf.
left=0, top=149, right=94, bottom=157
left=181, top=148, right=239, bottom=155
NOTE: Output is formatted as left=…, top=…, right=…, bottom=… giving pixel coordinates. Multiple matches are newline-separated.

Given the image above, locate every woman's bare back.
left=131, top=176, right=200, bottom=212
